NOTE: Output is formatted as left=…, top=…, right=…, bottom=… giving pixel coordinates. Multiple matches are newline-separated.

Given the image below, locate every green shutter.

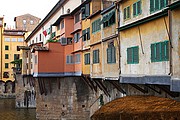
left=133, top=3, right=136, bottom=16
left=137, top=1, right=141, bottom=14
left=93, top=50, right=95, bottom=63
left=155, top=0, right=160, bottom=10
left=161, top=42, right=165, bottom=60
left=127, top=6, right=130, bottom=18
left=127, top=48, right=132, bottom=64
left=133, top=47, right=139, bottom=63
left=82, top=30, right=86, bottom=41
left=160, top=0, right=165, bottom=9
left=124, top=8, right=127, bottom=19
left=165, top=41, right=169, bottom=60
left=87, top=28, right=90, bottom=40
left=151, top=44, right=155, bottom=62
left=150, top=0, right=155, bottom=12
left=156, top=43, right=161, bottom=61
left=97, top=50, right=99, bottom=63
left=112, top=47, right=116, bottom=63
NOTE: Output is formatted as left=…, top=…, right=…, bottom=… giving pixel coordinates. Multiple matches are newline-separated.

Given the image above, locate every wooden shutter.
left=87, top=53, right=90, bottom=64
left=127, top=6, right=130, bottom=18
left=107, top=48, right=111, bottom=63
left=150, top=0, right=155, bottom=12
left=165, top=41, right=169, bottom=60
left=124, top=8, right=127, bottom=19
left=151, top=44, right=155, bottom=62
left=161, top=42, right=165, bottom=60
left=156, top=43, right=161, bottom=61
left=133, top=47, right=139, bottom=63
left=127, top=48, right=132, bottom=64
left=85, top=3, right=90, bottom=17
left=133, top=3, right=136, bottom=16
left=87, top=28, right=90, bottom=40
left=82, top=30, right=86, bottom=41
left=112, top=47, right=116, bottom=63
left=93, top=50, right=96, bottom=63
left=137, top=1, right=141, bottom=14
left=160, top=0, right=165, bottom=9
left=155, top=0, right=160, bottom=10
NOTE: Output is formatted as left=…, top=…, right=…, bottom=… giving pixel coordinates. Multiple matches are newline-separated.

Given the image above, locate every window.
left=4, top=37, right=10, bottom=42
left=23, top=19, right=26, bottom=24
left=66, top=55, right=74, bottom=64
left=3, top=72, right=9, bottom=78
left=124, top=6, right=130, bottom=20
left=5, top=63, right=9, bottom=69
left=51, top=32, right=56, bottom=38
left=14, top=54, right=20, bottom=60
left=102, top=11, right=116, bottom=28
left=57, top=24, right=60, bottom=30
left=74, top=33, right=80, bottom=43
left=11, top=38, right=17, bottom=42
left=84, top=53, right=90, bottom=65
left=82, top=3, right=90, bottom=19
left=5, top=45, right=9, bottom=50
left=35, top=55, right=37, bottom=64
left=18, top=38, right=24, bottom=42
left=67, top=38, right=73, bottom=45
left=92, top=19, right=101, bottom=33
left=5, top=54, right=9, bottom=59
left=61, top=20, right=64, bottom=29
left=75, top=54, right=81, bottom=63
left=93, top=49, right=99, bottom=64
left=82, top=27, right=90, bottom=41
left=151, top=41, right=169, bottom=62
left=39, top=34, right=42, bottom=41
left=150, top=0, right=168, bottom=13
left=133, top=0, right=142, bottom=16
left=107, top=43, right=116, bottom=63
left=30, top=20, right=34, bottom=25
left=127, top=46, right=139, bottom=64
left=75, top=13, right=80, bottom=23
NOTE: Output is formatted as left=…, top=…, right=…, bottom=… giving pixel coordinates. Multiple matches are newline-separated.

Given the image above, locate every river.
left=0, top=99, right=36, bottom=120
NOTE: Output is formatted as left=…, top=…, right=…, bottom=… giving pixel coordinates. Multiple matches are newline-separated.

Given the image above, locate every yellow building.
left=2, top=29, right=26, bottom=82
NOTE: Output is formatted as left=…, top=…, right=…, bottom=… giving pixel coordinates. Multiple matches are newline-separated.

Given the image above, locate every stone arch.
left=4, top=80, right=13, bottom=93
left=0, top=80, right=5, bottom=94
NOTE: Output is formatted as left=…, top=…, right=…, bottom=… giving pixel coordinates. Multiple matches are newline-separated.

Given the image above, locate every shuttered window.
left=102, top=11, right=115, bottom=28
left=82, top=29, right=86, bottom=41
left=82, top=3, right=90, bottom=20
left=150, top=0, right=168, bottom=13
left=133, top=0, right=142, bottom=16
left=151, top=41, right=169, bottom=62
left=93, top=49, right=99, bottom=64
left=124, top=6, right=130, bottom=20
left=84, top=53, right=90, bottom=65
left=66, top=55, right=74, bottom=64
left=107, top=46, right=116, bottom=63
left=92, top=19, right=101, bottom=33
left=82, top=28, right=90, bottom=41
left=75, top=54, right=81, bottom=63
left=127, top=46, right=139, bottom=64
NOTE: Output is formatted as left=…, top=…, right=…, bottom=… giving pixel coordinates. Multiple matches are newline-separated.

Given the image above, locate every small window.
left=75, top=12, right=80, bottom=23
left=5, top=45, right=9, bottom=50
left=35, top=55, right=37, bottom=64
left=66, top=55, right=74, bottom=64
left=30, top=20, right=34, bottom=25
left=150, top=0, right=168, bottom=13
left=11, top=38, right=17, bottom=42
left=102, top=11, right=115, bottom=28
left=5, top=63, right=9, bottom=69
left=3, top=72, right=9, bottom=78
left=14, top=54, right=20, bottom=60
left=87, top=27, right=90, bottom=40
left=74, top=32, right=80, bottom=43
left=92, top=19, right=101, bottom=33
left=18, top=38, right=24, bottom=42
left=93, top=49, right=99, bottom=64
left=61, top=20, right=64, bottom=29
left=75, top=54, right=81, bottom=63
left=82, top=29, right=87, bottom=41
left=82, top=3, right=90, bottom=20
left=127, top=46, right=139, bottom=64
left=151, top=41, right=169, bottom=62
left=23, top=19, right=26, bottom=24
left=133, top=0, right=142, bottom=16
left=57, top=24, right=60, bottom=30
left=107, top=43, right=116, bottom=63
left=5, top=54, right=9, bottom=59
left=124, top=6, right=130, bottom=20
left=84, top=53, right=90, bottom=65
left=4, top=38, right=10, bottom=42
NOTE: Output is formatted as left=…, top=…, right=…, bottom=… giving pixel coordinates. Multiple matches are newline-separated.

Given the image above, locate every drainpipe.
left=168, top=0, right=173, bottom=75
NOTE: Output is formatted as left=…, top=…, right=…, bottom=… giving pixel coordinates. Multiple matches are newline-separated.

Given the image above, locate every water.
left=0, top=99, right=36, bottom=120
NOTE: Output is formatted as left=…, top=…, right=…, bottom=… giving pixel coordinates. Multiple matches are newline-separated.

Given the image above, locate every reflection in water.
left=0, top=99, right=36, bottom=120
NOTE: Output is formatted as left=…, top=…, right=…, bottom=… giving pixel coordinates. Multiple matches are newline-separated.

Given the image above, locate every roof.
left=14, top=13, right=41, bottom=21
left=31, top=46, right=49, bottom=53
left=3, top=29, right=27, bottom=36
left=52, top=14, right=71, bottom=26
left=25, top=0, right=66, bottom=42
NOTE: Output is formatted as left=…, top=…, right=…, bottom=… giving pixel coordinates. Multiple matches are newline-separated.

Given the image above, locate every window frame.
left=107, top=46, right=116, bottom=64
left=133, top=0, right=142, bottom=17
left=93, top=49, right=99, bottom=64
left=84, top=53, right=90, bottom=65
left=5, top=54, right=9, bottom=59
left=124, top=6, right=131, bottom=20
left=5, top=63, right=9, bottom=69
left=127, top=46, right=139, bottom=64
left=150, top=0, right=168, bottom=13
left=5, top=45, right=9, bottom=50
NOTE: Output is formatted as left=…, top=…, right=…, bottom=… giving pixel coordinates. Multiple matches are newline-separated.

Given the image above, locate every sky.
left=0, top=0, right=58, bottom=28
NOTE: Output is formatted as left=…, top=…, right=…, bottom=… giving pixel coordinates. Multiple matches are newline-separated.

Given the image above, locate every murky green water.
left=0, top=99, right=36, bottom=120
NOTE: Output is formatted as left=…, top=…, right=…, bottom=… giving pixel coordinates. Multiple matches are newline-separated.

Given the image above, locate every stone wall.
left=15, top=74, right=36, bottom=108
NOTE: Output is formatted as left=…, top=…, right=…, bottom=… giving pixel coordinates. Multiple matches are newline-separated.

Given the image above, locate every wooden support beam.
left=157, top=85, right=179, bottom=98
left=57, top=78, right=61, bottom=89
left=38, top=78, right=43, bottom=95
left=23, top=76, right=25, bottom=87
left=48, top=79, right=52, bottom=93
left=42, top=78, right=47, bottom=96
left=109, top=81, right=126, bottom=94
left=145, top=85, right=161, bottom=94
left=81, top=76, right=94, bottom=91
left=129, top=84, right=148, bottom=94
left=94, top=80, right=110, bottom=97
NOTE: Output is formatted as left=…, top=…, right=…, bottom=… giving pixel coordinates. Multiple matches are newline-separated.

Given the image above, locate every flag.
left=43, top=30, right=47, bottom=37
